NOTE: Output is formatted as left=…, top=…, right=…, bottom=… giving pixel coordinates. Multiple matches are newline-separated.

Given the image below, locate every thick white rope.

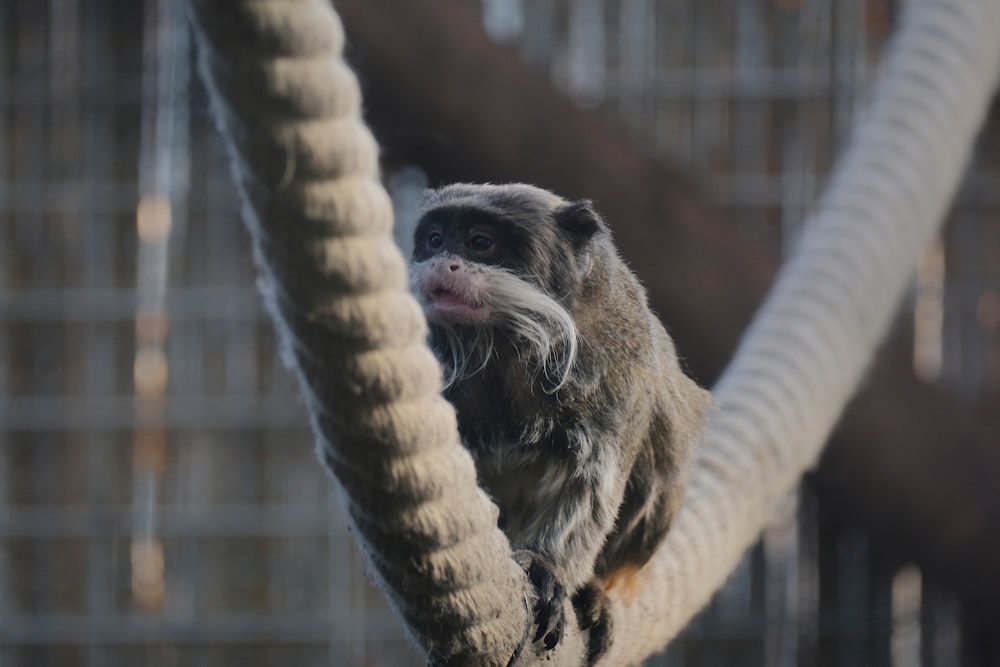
left=186, top=0, right=1000, bottom=665
left=600, top=0, right=1000, bottom=663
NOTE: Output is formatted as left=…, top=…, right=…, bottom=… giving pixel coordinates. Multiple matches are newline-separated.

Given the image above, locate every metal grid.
left=1, top=1, right=998, bottom=666
left=0, top=1, right=413, bottom=665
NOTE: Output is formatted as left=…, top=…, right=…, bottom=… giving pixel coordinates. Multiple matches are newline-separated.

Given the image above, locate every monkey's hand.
left=572, top=580, right=613, bottom=665
left=513, top=550, right=567, bottom=652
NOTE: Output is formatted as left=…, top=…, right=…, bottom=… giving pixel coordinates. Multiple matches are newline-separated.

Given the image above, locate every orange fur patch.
left=602, top=562, right=647, bottom=601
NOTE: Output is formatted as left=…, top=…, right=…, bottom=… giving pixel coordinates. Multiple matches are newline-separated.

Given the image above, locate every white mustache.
left=410, top=258, right=579, bottom=393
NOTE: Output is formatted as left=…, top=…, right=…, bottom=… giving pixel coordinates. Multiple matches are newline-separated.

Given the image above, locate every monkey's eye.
left=468, top=234, right=494, bottom=253
left=427, top=231, right=444, bottom=250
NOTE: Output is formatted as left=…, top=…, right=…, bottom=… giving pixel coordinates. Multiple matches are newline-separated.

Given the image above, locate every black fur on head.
left=414, top=183, right=604, bottom=302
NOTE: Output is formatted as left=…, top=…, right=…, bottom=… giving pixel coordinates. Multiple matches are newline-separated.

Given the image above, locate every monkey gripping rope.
left=187, top=0, right=999, bottom=666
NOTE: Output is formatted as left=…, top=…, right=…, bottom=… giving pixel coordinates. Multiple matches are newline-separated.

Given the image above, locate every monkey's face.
left=409, top=184, right=601, bottom=326
left=408, top=183, right=603, bottom=388
left=409, top=214, right=510, bottom=324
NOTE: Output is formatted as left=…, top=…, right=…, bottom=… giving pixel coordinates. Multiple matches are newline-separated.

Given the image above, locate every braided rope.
left=186, top=2, right=534, bottom=665
left=602, top=1, right=1000, bottom=663
left=187, top=0, right=1000, bottom=665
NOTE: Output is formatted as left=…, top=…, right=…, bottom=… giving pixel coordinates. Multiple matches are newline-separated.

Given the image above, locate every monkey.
left=408, top=183, right=711, bottom=663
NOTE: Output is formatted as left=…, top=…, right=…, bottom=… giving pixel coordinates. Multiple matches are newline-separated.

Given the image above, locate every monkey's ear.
left=555, top=199, right=603, bottom=247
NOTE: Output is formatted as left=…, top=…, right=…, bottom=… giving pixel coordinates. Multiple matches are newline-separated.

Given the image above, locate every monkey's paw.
left=572, top=581, right=613, bottom=665
left=513, top=550, right=567, bottom=652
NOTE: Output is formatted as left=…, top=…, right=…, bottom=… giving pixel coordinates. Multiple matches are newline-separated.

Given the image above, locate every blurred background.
left=1, top=0, right=999, bottom=665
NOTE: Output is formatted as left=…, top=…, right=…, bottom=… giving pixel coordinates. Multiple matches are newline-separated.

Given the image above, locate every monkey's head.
left=409, top=183, right=606, bottom=390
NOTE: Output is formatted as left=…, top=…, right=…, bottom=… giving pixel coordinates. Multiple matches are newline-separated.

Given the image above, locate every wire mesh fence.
left=0, top=1, right=998, bottom=665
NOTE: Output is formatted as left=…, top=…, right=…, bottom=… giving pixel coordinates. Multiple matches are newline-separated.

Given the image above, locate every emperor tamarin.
left=409, top=183, right=711, bottom=663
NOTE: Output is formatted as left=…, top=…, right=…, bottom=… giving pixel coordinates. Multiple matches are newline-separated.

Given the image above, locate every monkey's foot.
left=572, top=581, right=613, bottom=665
left=513, top=550, right=567, bottom=652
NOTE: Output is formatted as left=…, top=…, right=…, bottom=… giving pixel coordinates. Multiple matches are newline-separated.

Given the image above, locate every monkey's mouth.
left=426, top=287, right=489, bottom=322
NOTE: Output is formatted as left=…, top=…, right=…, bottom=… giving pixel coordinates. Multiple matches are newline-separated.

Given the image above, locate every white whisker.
left=427, top=267, right=578, bottom=393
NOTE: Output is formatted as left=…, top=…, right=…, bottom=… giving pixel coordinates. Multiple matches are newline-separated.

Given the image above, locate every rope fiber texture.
left=187, top=0, right=1000, bottom=665
left=186, top=2, right=534, bottom=665
left=600, top=1, right=1000, bottom=663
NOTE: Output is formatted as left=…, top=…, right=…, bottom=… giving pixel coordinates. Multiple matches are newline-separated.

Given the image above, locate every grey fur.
left=409, top=183, right=711, bottom=660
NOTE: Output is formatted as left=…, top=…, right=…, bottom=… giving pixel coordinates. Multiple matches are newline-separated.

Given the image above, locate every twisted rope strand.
left=603, top=1, right=1000, bottom=662
left=187, top=1, right=534, bottom=664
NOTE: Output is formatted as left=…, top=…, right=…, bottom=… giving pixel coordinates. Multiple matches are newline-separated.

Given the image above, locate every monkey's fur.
left=409, top=183, right=710, bottom=663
